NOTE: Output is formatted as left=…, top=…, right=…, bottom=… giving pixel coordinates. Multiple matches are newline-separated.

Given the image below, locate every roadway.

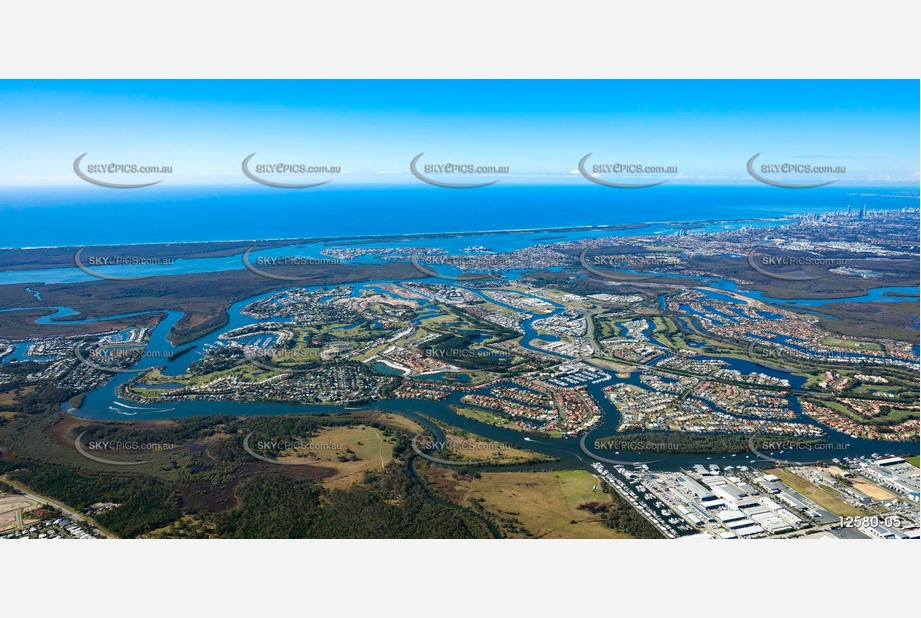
left=0, top=475, right=115, bottom=538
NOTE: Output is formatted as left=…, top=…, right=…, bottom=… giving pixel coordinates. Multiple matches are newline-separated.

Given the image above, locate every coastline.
left=0, top=218, right=795, bottom=253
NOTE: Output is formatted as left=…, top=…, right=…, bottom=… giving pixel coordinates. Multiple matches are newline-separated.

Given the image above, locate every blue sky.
left=0, top=80, right=917, bottom=186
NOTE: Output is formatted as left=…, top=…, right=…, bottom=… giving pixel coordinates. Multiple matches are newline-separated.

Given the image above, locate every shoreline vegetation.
left=0, top=261, right=427, bottom=344
left=0, top=217, right=818, bottom=271
left=592, top=431, right=828, bottom=455
left=1, top=222, right=649, bottom=269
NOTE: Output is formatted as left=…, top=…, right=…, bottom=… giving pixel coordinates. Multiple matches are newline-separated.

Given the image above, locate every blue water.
left=136, top=382, right=186, bottom=390
left=0, top=342, right=56, bottom=364
left=703, top=304, right=740, bottom=321
left=709, top=280, right=921, bottom=306
left=0, top=305, right=160, bottom=324
left=1, top=184, right=916, bottom=249
left=462, top=287, right=570, bottom=357
left=749, top=334, right=908, bottom=365
left=680, top=304, right=724, bottom=326
left=370, top=362, right=405, bottom=376
left=0, top=228, right=676, bottom=286
left=2, top=186, right=917, bottom=300
left=698, top=289, right=746, bottom=305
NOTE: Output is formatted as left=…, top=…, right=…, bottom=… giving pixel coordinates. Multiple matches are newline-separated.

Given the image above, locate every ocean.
left=0, top=184, right=917, bottom=248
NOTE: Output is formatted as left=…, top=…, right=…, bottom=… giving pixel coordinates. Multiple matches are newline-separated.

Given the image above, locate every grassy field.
left=451, top=405, right=518, bottom=429
left=810, top=397, right=918, bottom=426
left=0, top=260, right=427, bottom=345
left=130, top=364, right=285, bottom=395
left=820, top=336, right=884, bottom=351
left=278, top=344, right=322, bottom=362
left=0, top=409, right=436, bottom=537
left=904, top=456, right=920, bottom=468
left=852, top=384, right=901, bottom=395
left=593, top=314, right=629, bottom=340
left=435, top=426, right=555, bottom=465
left=275, top=424, right=395, bottom=489
left=769, top=468, right=872, bottom=518
left=424, top=468, right=633, bottom=539
left=1, top=412, right=182, bottom=476
left=371, top=412, right=424, bottom=436
left=651, top=315, right=686, bottom=349
left=814, top=301, right=920, bottom=344
left=0, top=387, right=33, bottom=407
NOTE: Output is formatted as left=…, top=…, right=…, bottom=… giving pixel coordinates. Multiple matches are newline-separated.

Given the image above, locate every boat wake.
left=111, top=401, right=175, bottom=414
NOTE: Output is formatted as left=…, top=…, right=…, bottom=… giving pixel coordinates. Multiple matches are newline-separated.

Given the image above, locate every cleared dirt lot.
left=275, top=424, right=396, bottom=489
left=0, top=494, right=40, bottom=532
